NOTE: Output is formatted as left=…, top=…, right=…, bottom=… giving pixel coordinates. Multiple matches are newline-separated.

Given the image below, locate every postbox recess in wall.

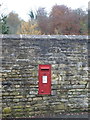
left=38, top=64, right=51, bottom=95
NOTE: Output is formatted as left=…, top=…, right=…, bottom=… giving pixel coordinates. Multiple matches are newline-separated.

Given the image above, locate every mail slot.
left=38, top=64, right=51, bottom=95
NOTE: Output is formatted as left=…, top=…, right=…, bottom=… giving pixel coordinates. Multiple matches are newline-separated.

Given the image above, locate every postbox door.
left=38, top=65, right=51, bottom=95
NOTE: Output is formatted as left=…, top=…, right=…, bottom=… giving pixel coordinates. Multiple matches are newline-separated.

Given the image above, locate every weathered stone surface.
left=1, top=35, right=89, bottom=118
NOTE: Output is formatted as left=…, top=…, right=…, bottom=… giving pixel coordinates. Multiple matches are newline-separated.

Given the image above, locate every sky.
left=0, top=0, right=89, bottom=21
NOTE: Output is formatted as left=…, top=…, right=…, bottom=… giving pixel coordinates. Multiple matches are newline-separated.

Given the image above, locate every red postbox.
left=38, top=64, right=51, bottom=95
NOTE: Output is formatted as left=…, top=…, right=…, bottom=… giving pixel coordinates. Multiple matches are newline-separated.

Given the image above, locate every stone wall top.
left=0, top=34, right=88, bottom=40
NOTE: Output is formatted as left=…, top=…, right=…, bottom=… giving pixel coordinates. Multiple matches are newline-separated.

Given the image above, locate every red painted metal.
left=38, top=64, right=51, bottom=95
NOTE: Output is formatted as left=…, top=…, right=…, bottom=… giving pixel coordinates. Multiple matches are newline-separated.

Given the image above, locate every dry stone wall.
left=1, top=35, right=89, bottom=118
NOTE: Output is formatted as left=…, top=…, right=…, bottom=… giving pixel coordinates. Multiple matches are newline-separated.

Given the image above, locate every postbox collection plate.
left=42, top=76, right=47, bottom=83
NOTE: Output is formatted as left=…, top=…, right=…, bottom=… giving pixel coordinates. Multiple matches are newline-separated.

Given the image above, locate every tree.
left=37, top=7, right=49, bottom=34
left=0, top=4, right=2, bottom=33
left=73, top=8, right=88, bottom=34
left=1, top=15, right=9, bottom=34
left=7, top=11, right=21, bottom=34
left=49, top=5, right=85, bottom=35
left=88, top=9, right=90, bottom=35
left=29, top=10, right=35, bottom=20
left=0, top=4, right=9, bottom=34
left=17, top=21, right=41, bottom=35
left=27, top=5, right=87, bottom=35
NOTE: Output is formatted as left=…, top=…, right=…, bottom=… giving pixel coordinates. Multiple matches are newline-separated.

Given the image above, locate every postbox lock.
left=38, top=64, right=51, bottom=95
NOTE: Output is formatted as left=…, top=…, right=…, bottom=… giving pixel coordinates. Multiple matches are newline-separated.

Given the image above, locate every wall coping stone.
left=0, top=34, right=88, bottom=40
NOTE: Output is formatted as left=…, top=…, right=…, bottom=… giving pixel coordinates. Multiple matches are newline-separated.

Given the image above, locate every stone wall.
left=1, top=35, right=89, bottom=118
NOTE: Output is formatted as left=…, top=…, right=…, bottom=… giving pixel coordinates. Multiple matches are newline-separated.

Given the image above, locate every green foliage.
left=29, top=10, right=37, bottom=20
left=0, top=3, right=9, bottom=34
left=1, top=15, right=9, bottom=34
left=29, top=11, right=34, bottom=19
